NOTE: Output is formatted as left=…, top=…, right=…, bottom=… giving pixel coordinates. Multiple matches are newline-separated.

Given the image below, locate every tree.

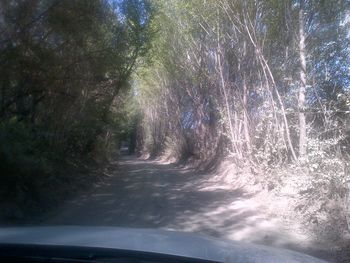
left=298, top=0, right=308, bottom=158
left=0, top=0, right=154, bottom=210
left=136, top=0, right=349, bottom=167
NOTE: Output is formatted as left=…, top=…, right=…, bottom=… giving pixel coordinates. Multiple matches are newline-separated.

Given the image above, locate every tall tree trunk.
left=218, top=54, right=240, bottom=157
left=243, top=15, right=298, bottom=161
left=298, top=1, right=307, bottom=158
left=242, top=73, right=251, bottom=154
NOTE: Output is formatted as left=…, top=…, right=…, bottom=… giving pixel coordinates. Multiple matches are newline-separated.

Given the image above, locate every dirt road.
left=46, top=156, right=328, bottom=259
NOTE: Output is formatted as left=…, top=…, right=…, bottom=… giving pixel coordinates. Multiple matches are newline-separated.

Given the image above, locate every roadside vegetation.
left=134, top=0, right=350, bottom=254
left=1, top=0, right=350, bottom=260
left=0, top=0, right=153, bottom=221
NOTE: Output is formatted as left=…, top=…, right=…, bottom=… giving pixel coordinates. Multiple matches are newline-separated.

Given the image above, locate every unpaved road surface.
left=46, top=156, right=329, bottom=260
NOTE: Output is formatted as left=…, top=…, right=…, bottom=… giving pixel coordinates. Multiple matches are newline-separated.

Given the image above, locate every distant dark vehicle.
left=120, top=146, right=130, bottom=155
left=0, top=227, right=327, bottom=263
left=119, top=144, right=130, bottom=155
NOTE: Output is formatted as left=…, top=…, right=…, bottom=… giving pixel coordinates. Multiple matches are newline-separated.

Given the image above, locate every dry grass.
left=211, top=158, right=350, bottom=262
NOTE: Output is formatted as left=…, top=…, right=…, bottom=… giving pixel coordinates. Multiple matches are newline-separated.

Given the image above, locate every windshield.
left=0, top=1, right=349, bottom=263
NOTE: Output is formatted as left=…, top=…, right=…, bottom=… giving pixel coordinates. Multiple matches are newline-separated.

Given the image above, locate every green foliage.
left=0, top=120, right=54, bottom=177
left=133, top=0, right=350, bottom=242
left=0, top=0, right=153, bottom=156
left=0, top=0, right=154, bottom=219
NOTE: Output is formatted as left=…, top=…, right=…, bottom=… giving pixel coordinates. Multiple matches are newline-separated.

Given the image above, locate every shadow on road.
left=45, top=156, right=326, bottom=258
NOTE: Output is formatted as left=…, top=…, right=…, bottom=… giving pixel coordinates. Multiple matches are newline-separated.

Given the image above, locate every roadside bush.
left=0, top=120, right=96, bottom=221
left=261, top=136, right=349, bottom=243
left=163, top=134, right=195, bottom=162
left=300, top=137, right=348, bottom=240
left=0, top=120, right=56, bottom=177
left=0, top=120, right=57, bottom=219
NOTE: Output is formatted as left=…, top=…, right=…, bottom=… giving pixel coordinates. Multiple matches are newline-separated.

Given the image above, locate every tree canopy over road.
left=0, top=1, right=349, bottom=261
left=133, top=2, right=350, bottom=252
left=0, top=0, right=153, bottom=212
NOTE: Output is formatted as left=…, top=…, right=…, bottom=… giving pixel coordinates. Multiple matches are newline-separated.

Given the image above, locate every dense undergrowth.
left=1, top=2, right=349, bottom=258
left=0, top=0, right=153, bottom=222
left=134, top=0, right=350, bottom=253
left=0, top=116, right=105, bottom=222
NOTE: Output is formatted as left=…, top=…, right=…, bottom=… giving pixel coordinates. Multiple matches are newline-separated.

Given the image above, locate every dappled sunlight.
left=47, top=156, right=311, bottom=254
left=164, top=196, right=309, bottom=249
left=1, top=1, right=346, bottom=262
